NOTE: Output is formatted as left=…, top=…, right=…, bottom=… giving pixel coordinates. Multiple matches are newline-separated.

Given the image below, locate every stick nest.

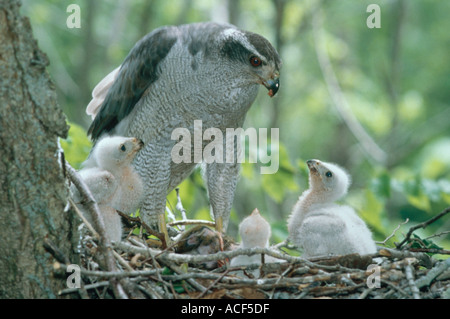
left=52, top=218, right=450, bottom=299
left=52, top=161, right=449, bottom=299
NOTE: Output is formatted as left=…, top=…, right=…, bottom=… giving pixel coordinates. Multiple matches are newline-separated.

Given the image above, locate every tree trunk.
left=0, top=0, right=74, bottom=298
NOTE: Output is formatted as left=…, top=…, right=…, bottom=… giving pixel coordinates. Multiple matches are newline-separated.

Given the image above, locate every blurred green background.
left=22, top=0, right=450, bottom=253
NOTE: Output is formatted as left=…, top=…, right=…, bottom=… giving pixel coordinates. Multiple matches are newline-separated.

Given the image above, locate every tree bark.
left=0, top=0, right=74, bottom=298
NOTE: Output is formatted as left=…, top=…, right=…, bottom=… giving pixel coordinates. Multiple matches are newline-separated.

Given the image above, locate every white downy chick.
left=71, top=136, right=144, bottom=242
left=287, top=159, right=377, bottom=258
left=231, top=209, right=280, bottom=277
left=91, top=136, right=145, bottom=214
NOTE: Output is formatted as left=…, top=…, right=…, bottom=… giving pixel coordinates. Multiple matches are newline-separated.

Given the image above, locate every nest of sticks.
left=49, top=162, right=450, bottom=299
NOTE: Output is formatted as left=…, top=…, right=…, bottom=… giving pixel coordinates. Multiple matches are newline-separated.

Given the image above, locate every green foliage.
left=409, top=234, right=444, bottom=253
left=260, top=143, right=299, bottom=203
left=359, top=189, right=384, bottom=233
left=23, top=1, right=450, bottom=251
left=59, top=122, right=92, bottom=169
left=161, top=267, right=186, bottom=293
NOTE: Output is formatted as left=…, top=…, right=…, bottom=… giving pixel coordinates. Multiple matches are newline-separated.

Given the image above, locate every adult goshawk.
left=86, top=22, right=281, bottom=241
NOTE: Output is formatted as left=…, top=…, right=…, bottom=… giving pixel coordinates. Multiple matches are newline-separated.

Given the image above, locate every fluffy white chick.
left=230, top=209, right=279, bottom=277
left=72, top=136, right=144, bottom=242
left=287, top=159, right=377, bottom=258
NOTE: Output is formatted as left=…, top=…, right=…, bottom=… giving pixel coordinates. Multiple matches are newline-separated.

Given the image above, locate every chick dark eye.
left=120, top=144, right=126, bottom=152
left=249, top=56, right=262, bottom=67
left=325, top=171, right=333, bottom=178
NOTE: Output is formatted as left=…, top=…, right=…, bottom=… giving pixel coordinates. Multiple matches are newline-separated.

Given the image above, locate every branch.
left=168, top=219, right=215, bottom=228
left=65, top=161, right=108, bottom=243
left=415, top=258, right=450, bottom=289
left=312, top=6, right=387, bottom=164
left=59, top=281, right=110, bottom=296
left=378, top=248, right=433, bottom=268
left=116, top=209, right=167, bottom=248
left=396, top=206, right=450, bottom=249
left=175, top=187, right=188, bottom=221
left=197, top=269, right=231, bottom=298
left=64, top=160, right=129, bottom=298
left=407, top=248, right=450, bottom=255
left=68, top=197, right=99, bottom=239
left=376, top=218, right=409, bottom=245
left=404, top=260, right=420, bottom=299
left=115, top=240, right=300, bottom=264
left=114, top=240, right=376, bottom=273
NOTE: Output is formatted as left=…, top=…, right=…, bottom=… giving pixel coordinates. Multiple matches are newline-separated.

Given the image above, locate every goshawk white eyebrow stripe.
left=221, top=28, right=266, bottom=62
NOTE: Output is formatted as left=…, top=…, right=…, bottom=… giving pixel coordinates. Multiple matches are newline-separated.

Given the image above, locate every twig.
left=311, top=283, right=366, bottom=297
left=43, top=237, right=71, bottom=264
left=175, top=188, right=188, bottom=221
left=117, top=210, right=141, bottom=223
left=396, top=206, right=450, bottom=249
left=377, top=248, right=433, bottom=268
left=118, top=210, right=167, bottom=248
left=117, top=210, right=168, bottom=249
left=65, top=161, right=106, bottom=241
left=404, top=260, right=420, bottom=299
left=115, top=241, right=302, bottom=265
left=407, top=248, right=450, bottom=255
left=116, top=241, right=379, bottom=274
left=55, top=262, right=163, bottom=279
left=312, top=6, right=387, bottom=164
left=166, top=206, right=177, bottom=224
left=168, top=219, right=216, bottom=227
left=164, top=263, right=207, bottom=293
left=379, top=279, right=411, bottom=298
left=197, top=269, right=231, bottom=298
left=136, top=281, right=165, bottom=299
left=136, top=237, right=171, bottom=297
left=113, top=250, right=134, bottom=271
left=65, top=161, right=128, bottom=298
left=269, top=265, right=294, bottom=299
left=358, top=287, right=376, bottom=299
left=59, top=281, right=110, bottom=296
left=376, top=218, right=409, bottom=245
left=415, top=258, right=450, bottom=289
left=68, top=197, right=100, bottom=240
left=272, top=239, right=290, bottom=250
left=424, top=230, right=450, bottom=241
left=196, top=270, right=370, bottom=291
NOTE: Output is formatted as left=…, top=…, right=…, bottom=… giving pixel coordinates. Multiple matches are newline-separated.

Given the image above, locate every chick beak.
left=264, top=77, right=280, bottom=97
left=131, top=138, right=144, bottom=153
left=307, top=159, right=320, bottom=173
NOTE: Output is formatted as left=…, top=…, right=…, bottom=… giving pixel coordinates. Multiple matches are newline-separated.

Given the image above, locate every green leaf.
left=358, top=189, right=384, bottom=232
left=441, top=193, right=450, bottom=205
left=410, top=234, right=444, bottom=251
left=240, top=162, right=254, bottom=179
left=280, top=246, right=301, bottom=257
left=60, top=122, right=92, bottom=169
left=370, top=171, right=391, bottom=199
left=270, top=220, right=289, bottom=244
left=173, top=283, right=186, bottom=294
left=161, top=267, right=174, bottom=275
left=406, top=193, right=431, bottom=213
left=261, top=143, right=299, bottom=203
left=261, top=168, right=298, bottom=203
left=398, top=177, right=432, bottom=213
left=421, top=179, right=443, bottom=202
left=193, top=207, right=212, bottom=222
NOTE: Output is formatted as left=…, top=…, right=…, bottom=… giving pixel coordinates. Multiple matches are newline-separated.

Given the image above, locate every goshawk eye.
left=249, top=56, right=262, bottom=67
left=325, top=171, right=333, bottom=178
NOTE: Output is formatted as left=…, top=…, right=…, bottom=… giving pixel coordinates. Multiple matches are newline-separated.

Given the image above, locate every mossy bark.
left=0, top=0, right=74, bottom=298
